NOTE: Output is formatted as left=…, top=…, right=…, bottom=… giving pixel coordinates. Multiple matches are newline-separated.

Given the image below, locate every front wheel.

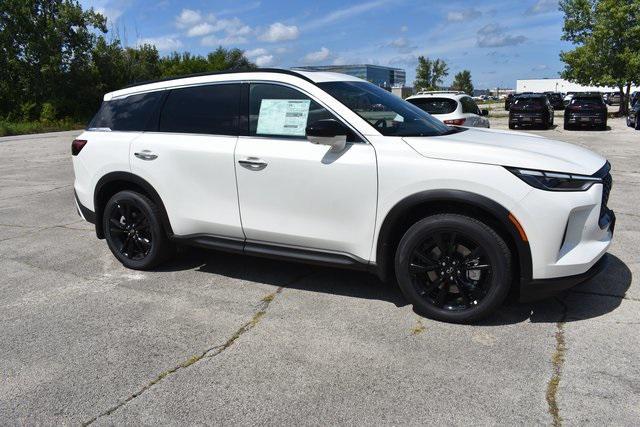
left=395, top=214, right=512, bottom=323
left=103, top=190, right=174, bottom=270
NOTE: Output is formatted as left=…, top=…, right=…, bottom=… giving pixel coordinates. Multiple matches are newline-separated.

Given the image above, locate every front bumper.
left=511, top=169, right=614, bottom=281
left=519, top=253, right=609, bottom=302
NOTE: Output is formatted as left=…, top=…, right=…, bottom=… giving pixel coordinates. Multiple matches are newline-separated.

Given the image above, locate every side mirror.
left=306, top=119, right=348, bottom=152
left=481, top=109, right=489, bottom=116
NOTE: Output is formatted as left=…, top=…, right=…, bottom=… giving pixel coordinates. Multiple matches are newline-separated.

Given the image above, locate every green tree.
left=159, top=47, right=256, bottom=78
left=0, top=0, right=107, bottom=119
left=559, top=0, right=640, bottom=115
left=414, top=56, right=449, bottom=91
left=451, top=70, right=474, bottom=95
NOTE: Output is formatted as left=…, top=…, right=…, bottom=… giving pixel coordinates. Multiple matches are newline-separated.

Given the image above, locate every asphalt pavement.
left=0, top=117, right=638, bottom=425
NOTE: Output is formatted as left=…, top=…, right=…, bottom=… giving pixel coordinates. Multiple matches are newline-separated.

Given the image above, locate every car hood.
left=402, top=127, right=606, bottom=175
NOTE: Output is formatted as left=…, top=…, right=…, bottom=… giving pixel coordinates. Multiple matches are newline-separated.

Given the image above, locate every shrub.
left=20, top=102, right=39, bottom=121
left=40, top=102, right=57, bottom=122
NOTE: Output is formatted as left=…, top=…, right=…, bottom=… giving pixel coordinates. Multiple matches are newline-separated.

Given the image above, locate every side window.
left=249, top=83, right=357, bottom=141
left=89, top=91, right=163, bottom=131
left=460, top=97, right=480, bottom=115
left=159, top=84, right=241, bottom=135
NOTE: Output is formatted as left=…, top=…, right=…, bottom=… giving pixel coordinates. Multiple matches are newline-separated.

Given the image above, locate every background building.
left=517, top=78, right=639, bottom=93
left=292, top=64, right=406, bottom=88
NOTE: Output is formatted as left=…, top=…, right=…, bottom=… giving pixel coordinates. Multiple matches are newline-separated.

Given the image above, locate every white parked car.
left=405, top=91, right=490, bottom=128
left=72, top=69, right=614, bottom=322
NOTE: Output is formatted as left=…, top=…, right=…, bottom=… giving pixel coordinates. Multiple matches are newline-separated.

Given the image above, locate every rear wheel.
left=394, top=214, right=512, bottom=323
left=635, top=118, right=640, bottom=130
left=103, top=190, right=174, bottom=270
left=563, top=118, right=571, bottom=130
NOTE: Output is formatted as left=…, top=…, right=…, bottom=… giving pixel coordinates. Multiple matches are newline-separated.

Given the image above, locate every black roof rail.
left=122, top=67, right=316, bottom=89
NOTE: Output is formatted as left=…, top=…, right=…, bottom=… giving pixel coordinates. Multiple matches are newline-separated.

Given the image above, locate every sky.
left=79, top=0, right=572, bottom=89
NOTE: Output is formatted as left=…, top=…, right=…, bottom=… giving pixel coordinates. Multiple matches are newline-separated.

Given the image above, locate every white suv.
left=72, top=69, right=614, bottom=322
left=406, top=91, right=490, bottom=128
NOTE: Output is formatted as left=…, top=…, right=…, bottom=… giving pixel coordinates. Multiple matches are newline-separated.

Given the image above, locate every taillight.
left=444, top=118, right=466, bottom=125
left=71, top=139, right=87, bottom=156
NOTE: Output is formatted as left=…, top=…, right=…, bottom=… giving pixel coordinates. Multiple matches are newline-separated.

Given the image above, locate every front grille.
left=593, top=161, right=613, bottom=227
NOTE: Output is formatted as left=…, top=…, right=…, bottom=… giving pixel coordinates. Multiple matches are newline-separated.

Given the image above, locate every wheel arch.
left=375, top=190, right=532, bottom=288
left=94, top=172, right=173, bottom=239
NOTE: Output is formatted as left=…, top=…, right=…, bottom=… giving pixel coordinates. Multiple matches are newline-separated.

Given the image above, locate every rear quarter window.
left=89, top=91, right=163, bottom=131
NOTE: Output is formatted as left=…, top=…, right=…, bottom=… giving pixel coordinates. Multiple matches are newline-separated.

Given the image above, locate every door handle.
left=134, top=150, right=158, bottom=161
left=238, top=157, right=268, bottom=171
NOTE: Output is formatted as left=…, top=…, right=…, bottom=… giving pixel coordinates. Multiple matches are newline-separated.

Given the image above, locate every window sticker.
left=256, top=99, right=311, bottom=136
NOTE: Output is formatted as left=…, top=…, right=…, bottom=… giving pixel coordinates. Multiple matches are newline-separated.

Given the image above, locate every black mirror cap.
left=306, top=119, right=347, bottom=138
left=481, top=109, right=489, bottom=116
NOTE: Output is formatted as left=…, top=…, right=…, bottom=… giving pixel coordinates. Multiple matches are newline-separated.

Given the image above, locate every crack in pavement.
left=82, top=274, right=307, bottom=425
left=569, top=289, right=639, bottom=302
left=0, top=220, right=86, bottom=243
left=546, top=297, right=568, bottom=427
left=0, top=184, right=73, bottom=201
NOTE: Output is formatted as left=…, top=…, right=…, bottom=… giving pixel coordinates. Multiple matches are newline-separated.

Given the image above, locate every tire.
left=508, top=123, right=515, bottom=129
left=636, top=118, right=640, bottom=131
left=563, top=118, right=571, bottom=130
left=103, top=190, right=174, bottom=270
left=627, top=116, right=632, bottom=127
left=394, top=214, right=512, bottom=323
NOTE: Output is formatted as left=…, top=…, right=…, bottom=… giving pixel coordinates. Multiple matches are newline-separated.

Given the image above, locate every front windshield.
left=318, top=81, right=452, bottom=137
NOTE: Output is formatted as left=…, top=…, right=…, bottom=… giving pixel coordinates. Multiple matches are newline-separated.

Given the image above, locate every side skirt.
left=170, top=234, right=374, bottom=273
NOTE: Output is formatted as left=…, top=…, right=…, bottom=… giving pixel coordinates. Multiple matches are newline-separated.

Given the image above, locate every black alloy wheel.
left=395, top=214, right=511, bottom=323
left=407, top=231, right=492, bottom=311
left=103, top=190, right=173, bottom=269
left=108, top=200, right=152, bottom=260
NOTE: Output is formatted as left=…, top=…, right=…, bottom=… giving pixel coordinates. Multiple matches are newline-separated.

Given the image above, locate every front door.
left=234, top=83, right=378, bottom=261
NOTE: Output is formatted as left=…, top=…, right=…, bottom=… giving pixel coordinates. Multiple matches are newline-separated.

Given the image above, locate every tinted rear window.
left=406, top=98, right=457, bottom=114
left=89, top=91, right=163, bottom=131
left=159, top=84, right=241, bottom=135
left=572, top=97, right=603, bottom=106
left=513, top=97, right=545, bottom=106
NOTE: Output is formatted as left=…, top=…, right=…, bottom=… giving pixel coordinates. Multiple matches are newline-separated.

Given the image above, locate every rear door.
left=131, top=83, right=244, bottom=239
left=234, top=82, right=377, bottom=261
left=460, top=96, right=486, bottom=127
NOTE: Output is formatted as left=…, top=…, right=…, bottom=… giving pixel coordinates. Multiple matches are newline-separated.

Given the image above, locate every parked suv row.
left=73, top=69, right=614, bottom=323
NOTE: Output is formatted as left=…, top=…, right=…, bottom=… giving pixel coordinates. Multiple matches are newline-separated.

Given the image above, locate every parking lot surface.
left=0, top=117, right=638, bottom=425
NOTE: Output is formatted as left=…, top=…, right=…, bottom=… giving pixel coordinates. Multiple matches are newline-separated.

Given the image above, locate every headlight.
left=506, top=167, right=602, bottom=191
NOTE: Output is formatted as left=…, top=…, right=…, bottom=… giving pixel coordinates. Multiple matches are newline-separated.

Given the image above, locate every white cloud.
left=447, top=9, right=482, bottom=22
left=201, top=35, right=249, bottom=46
left=477, top=24, right=526, bottom=47
left=137, top=35, right=182, bottom=51
left=175, top=9, right=253, bottom=44
left=175, top=9, right=202, bottom=29
left=255, top=55, right=274, bottom=67
left=304, top=47, right=331, bottom=63
left=259, top=22, right=299, bottom=42
left=187, top=22, right=215, bottom=37
left=400, top=25, right=408, bottom=32
left=532, top=64, right=549, bottom=71
left=528, top=0, right=558, bottom=15
left=245, top=48, right=268, bottom=58
left=304, top=0, right=390, bottom=31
